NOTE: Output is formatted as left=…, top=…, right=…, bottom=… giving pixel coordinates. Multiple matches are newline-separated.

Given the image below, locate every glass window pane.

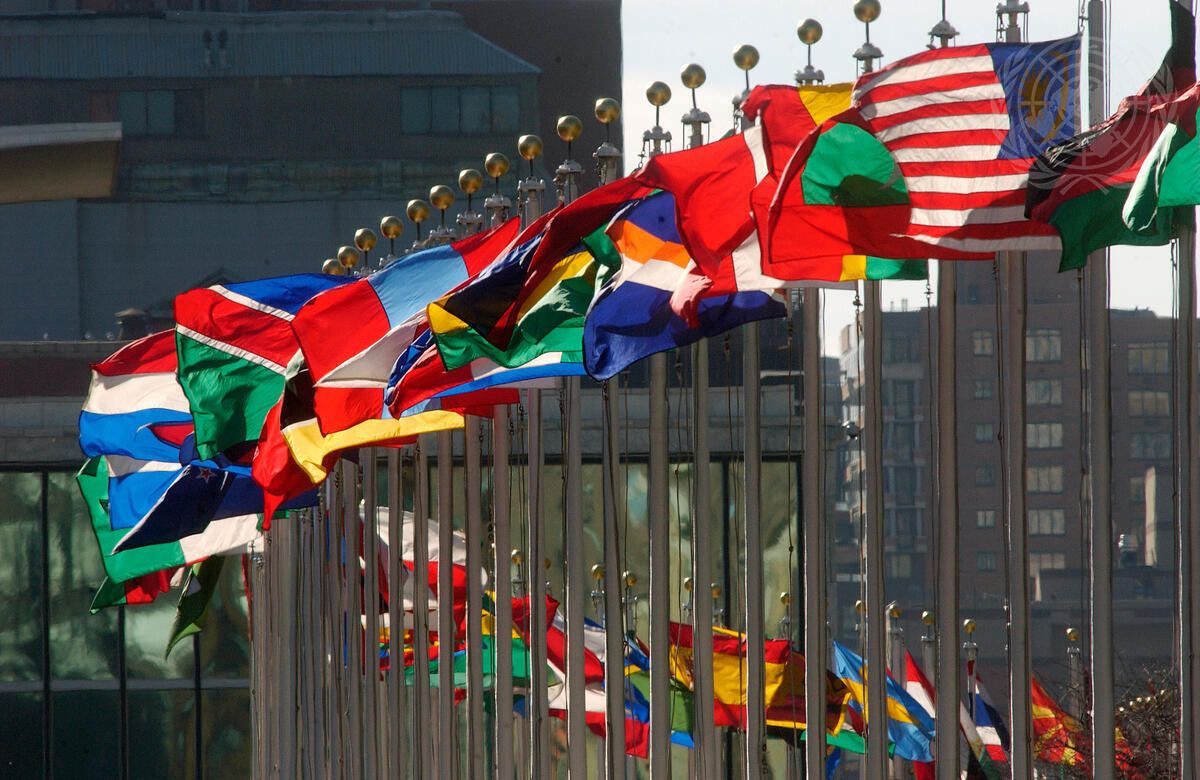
left=203, top=688, right=251, bottom=776
left=0, top=691, right=42, bottom=777
left=491, top=86, right=520, bottom=133
left=48, top=471, right=118, bottom=680
left=128, top=689, right=192, bottom=780
left=125, top=594, right=194, bottom=679
left=117, top=91, right=147, bottom=136
left=52, top=689, right=119, bottom=778
left=201, top=558, right=251, bottom=679
left=460, top=86, right=490, bottom=134
left=147, top=90, right=175, bottom=135
left=400, top=87, right=430, bottom=134
left=0, top=472, right=43, bottom=682
left=431, top=87, right=460, bottom=133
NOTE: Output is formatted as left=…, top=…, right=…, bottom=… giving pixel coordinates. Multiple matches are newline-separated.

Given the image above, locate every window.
left=1026, top=329, right=1063, bottom=362
left=976, top=509, right=997, bottom=528
left=116, top=90, right=200, bottom=137
left=974, top=423, right=995, bottom=443
left=1027, top=379, right=1063, bottom=406
left=884, top=422, right=915, bottom=453
left=1026, top=422, right=1064, bottom=449
left=1130, top=432, right=1171, bottom=459
left=889, top=380, right=917, bottom=417
left=884, top=337, right=915, bottom=363
left=1128, top=342, right=1169, bottom=374
left=967, top=284, right=981, bottom=304
left=400, top=85, right=522, bottom=135
left=977, top=551, right=998, bottom=571
left=1027, top=465, right=1064, bottom=493
left=975, top=465, right=995, bottom=486
left=1130, top=476, right=1146, bottom=504
left=974, top=380, right=993, bottom=399
left=972, top=330, right=994, bottom=356
left=888, top=554, right=913, bottom=579
left=1031, top=552, right=1067, bottom=574
left=1030, top=508, right=1066, bottom=535
left=1129, top=390, right=1170, bottom=417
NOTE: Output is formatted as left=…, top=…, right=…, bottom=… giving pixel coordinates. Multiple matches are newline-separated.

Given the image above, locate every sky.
left=618, top=0, right=1184, bottom=351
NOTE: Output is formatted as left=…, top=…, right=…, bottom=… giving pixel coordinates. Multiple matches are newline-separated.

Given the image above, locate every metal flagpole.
left=643, top=76, right=675, bottom=779
left=516, top=140, right=549, bottom=780
left=483, top=152, right=516, bottom=780
left=593, top=97, right=629, bottom=780
left=552, top=115, right=590, bottom=780
left=342, top=459, right=364, bottom=780
left=386, top=449, right=406, bottom=778
left=1180, top=209, right=1200, bottom=779
left=852, top=5, right=888, bottom=775
left=924, top=8, right=963, bottom=779
left=413, top=440, right=432, bottom=778
left=792, top=23, right=829, bottom=780
left=1084, top=1, right=1116, bottom=774
left=465, top=416, right=487, bottom=778
left=362, top=448, right=380, bottom=780
left=436, top=427, right=456, bottom=779
left=997, top=6, right=1032, bottom=777
left=802, top=285, right=827, bottom=780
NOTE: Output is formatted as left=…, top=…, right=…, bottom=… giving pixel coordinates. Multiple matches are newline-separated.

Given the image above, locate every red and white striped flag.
left=853, top=36, right=1081, bottom=253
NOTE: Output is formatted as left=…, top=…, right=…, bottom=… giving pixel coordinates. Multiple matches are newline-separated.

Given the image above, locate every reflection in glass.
left=53, top=689, right=119, bottom=778
left=203, top=688, right=251, bottom=778
left=0, top=472, right=43, bottom=682
left=128, top=688, right=191, bottom=780
left=0, top=691, right=42, bottom=777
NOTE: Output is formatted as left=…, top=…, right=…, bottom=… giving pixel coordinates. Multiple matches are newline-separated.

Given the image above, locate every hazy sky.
left=618, top=0, right=1184, bottom=349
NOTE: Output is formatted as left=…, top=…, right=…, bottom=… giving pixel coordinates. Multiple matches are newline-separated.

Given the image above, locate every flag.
left=832, top=641, right=935, bottom=762
left=79, top=331, right=192, bottom=462
left=77, top=457, right=261, bottom=587
left=970, top=671, right=1010, bottom=766
left=165, top=556, right=225, bottom=659
left=1031, top=676, right=1090, bottom=769
left=89, top=568, right=178, bottom=613
left=1027, top=1, right=1197, bottom=269
left=291, top=220, right=520, bottom=391
left=905, top=651, right=1004, bottom=780
left=175, top=274, right=349, bottom=459
left=583, top=190, right=788, bottom=380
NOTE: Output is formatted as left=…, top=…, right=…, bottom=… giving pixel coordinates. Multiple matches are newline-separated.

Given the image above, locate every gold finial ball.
left=379, top=216, right=403, bottom=240
left=921, top=610, right=934, bottom=626
left=623, top=570, right=638, bottom=588
left=710, top=583, right=722, bottom=600
left=1066, top=627, right=1080, bottom=642
left=406, top=199, right=430, bottom=224
left=779, top=591, right=791, bottom=606
left=645, top=81, right=672, bottom=107
left=517, top=134, right=544, bottom=161
left=458, top=168, right=484, bottom=196
left=337, top=245, right=361, bottom=269
left=594, top=97, right=621, bottom=125
left=322, top=258, right=346, bottom=275
left=354, top=227, right=377, bottom=252
left=510, top=549, right=523, bottom=566
left=733, top=44, right=760, bottom=71
left=797, top=18, right=824, bottom=45
left=963, top=618, right=977, bottom=635
left=680, top=63, right=706, bottom=90
left=484, top=152, right=510, bottom=179
left=556, top=115, right=583, bottom=143
left=591, top=563, right=606, bottom=581
left=887, top=601, right=901, bottom=620
left=429, top=185, right=455, bottom=211
left=683, top=577, right=693, bottom=592
left=854, top=0, right=881, bottom=24
left=854, top=599, right=866, bottom=615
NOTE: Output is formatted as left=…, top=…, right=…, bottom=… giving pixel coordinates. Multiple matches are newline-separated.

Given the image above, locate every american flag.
left=853, top=36, right=1081, bottom=253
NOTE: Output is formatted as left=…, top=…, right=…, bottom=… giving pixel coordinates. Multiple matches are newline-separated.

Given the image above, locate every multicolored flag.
left=174, top=274, right=348, bottom=459
left=1031, top=676, right=1090, bottom=770
left=165, top=556, right=226, bottom=659
left=970, top=670, right=1011, bottom=767
left=831, top=641, right=935, bottom=762
left=291, top=220, right=519, bottom=391
left=89, top=568, right=179, bottom=613
left=905, top=651, right=1003, bottom=780
left=1027, top=0, right=1197, bottom=269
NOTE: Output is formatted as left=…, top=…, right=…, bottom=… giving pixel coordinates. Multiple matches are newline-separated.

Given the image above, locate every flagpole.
left=342, top=459, right=365, bottom=780
left=593, top=98, right=630, bottom=780
left=923, top=8, right=963, bottom=779
left=852, top=4, right=888, bottom=776
left=793, top=24, right=829, bottom=780
left=435, top=425, right=456, bottom=779
left=516, top=146, right=549, bottom=780
left=386, top=449, right=406, bottom=777
left=1084, top=1, right=1117, bottom=775
left=644, top=76, right=676, bottom=779
left=412, top=439, right=432, bottom=778
left=362, top=448, right=381, bottom=779
left=1180, top=209, right=1200, bottom=780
